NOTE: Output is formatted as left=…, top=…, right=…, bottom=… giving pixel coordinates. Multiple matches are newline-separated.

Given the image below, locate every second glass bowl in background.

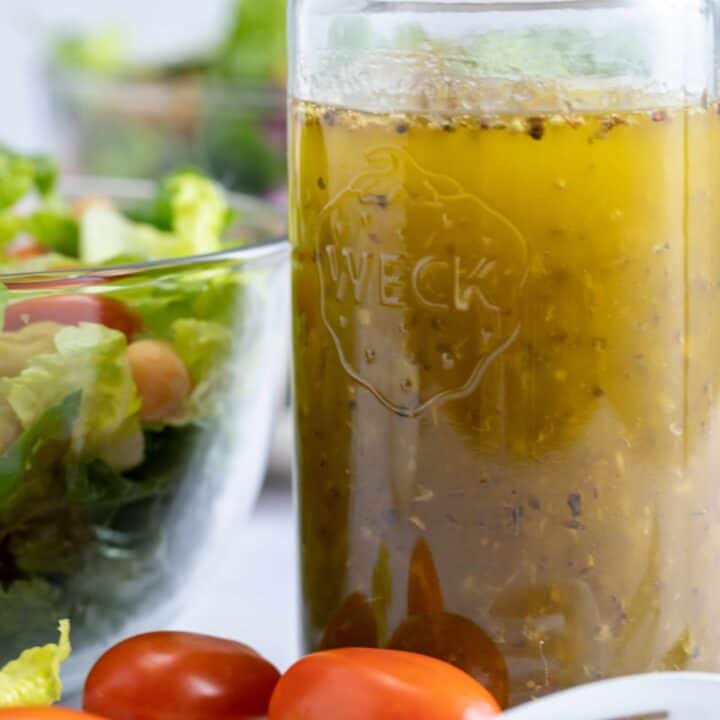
left=46, top=66, right=287, bottom=204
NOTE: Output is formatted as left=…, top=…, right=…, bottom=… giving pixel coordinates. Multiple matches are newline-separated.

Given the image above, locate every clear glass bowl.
left=0, top=177, right=289, bottom=691
left=45, top=66, right=287, bottom=202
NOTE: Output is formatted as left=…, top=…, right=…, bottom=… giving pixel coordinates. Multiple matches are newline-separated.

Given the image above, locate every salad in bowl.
left=0, top=148, right=289, bottom=688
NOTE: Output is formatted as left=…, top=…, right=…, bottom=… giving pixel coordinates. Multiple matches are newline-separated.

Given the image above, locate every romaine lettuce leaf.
left=0, top=582, right=71, bottom=665
left=0, top=213, right=24, bottom=246
left=25, top=208, right=80, bottom=257
left=0, top=283, right=6, bottom=329
left=0, top=393, right=189, bottom=637
left=0, top=149, right=58, bottom=211
left=81, top=171, right=229, bottom=265
left=0, top=324, right=140, bottom=458
left=110, top=260, right=244, bottom=341
left=80, top=205, right=181, bottom=265
left=0, top=398, right=21, bottom=457
left=0, top=619, right=70, bottom=707
left=171, top=318, right=231, bottom=423
left=172, top=318, right=231, bottom=385
left=165, top=171, right=228, bottom=256
left=0, top=204, right=78, bottom=258
left=0, top=392, right=79, bottom=509
left=0, top=212, right=79, bottom=256
left=0, top=149, right=73, bottom=253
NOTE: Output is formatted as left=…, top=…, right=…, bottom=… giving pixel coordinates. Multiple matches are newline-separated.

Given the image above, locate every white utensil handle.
left=502, top=673, right=720, bottom=720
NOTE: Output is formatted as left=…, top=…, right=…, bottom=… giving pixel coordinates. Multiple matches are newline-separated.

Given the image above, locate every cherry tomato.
left=83, top=632, right=281, bottom=720
left=4, top=295, right=141, bottom=340
left=268, top=648, right=501, bottom=720
left=6, top=237, right=49, bottom=259
left=0, top=711, right=106, bottom=720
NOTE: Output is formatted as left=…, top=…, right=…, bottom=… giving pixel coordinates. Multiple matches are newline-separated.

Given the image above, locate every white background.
left=0, top=0, right=301, bottom=674
left=0, top=0, right=229, bottom=150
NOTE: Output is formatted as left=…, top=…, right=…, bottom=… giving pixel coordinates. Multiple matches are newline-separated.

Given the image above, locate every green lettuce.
left=0, top=394, right=193, bottom=662
left=25, top=208, right=80, bottom=257
left=0, top=283, right=6, bottom=328
left=0, top=324, right=140, bottom=457
left=171, top=318, right=231, bottom=423
left=0, top=149, right=78, bottom=253
left=81, top=171, right=229, bottom=264
left=0, top=619, right=70, bottom=707
left=173, top=318, right=231, bottom=385
left=0, top=149, right=57, bottom=211
left=52, top=28, right=127, bottom=75
left=107, top=257, right=244, bottom=341
left=214, top=0, right=287, bottom=83
left=0, top=211, right=79, bottom=255
left=0, top=393, right=79, bottom=508
left=164, top=171, right=229, bottom=256
left=80, top=205, right=181, bottom=265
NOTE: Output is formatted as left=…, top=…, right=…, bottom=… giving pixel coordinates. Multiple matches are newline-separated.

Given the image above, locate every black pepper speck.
left=568, top=493, right=583, bottom=518
left=528, top=117, right=545, bottom=141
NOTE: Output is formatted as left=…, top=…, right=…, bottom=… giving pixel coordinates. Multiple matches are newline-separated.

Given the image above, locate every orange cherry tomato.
left=4, top=295, right=141, bottom=340
left=83, top=632, right=281, bottom=720
left=0, top=711, right=106, bottom=720
left=268, top=648, right=501, bottom=720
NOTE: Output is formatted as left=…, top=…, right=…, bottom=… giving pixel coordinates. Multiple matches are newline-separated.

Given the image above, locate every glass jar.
left=288, top=0, right=720, bottom=707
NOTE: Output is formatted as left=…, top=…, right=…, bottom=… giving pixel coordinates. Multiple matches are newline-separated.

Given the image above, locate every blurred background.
left=0, top=0, right=297, bottom=675
left=1, top=0, right=229, bottom=148
left=0, top=0, right=289, bottom=201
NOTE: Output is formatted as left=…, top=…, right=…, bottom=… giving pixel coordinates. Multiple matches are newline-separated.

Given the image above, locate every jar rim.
left=363, top=0, right=700, bottom=8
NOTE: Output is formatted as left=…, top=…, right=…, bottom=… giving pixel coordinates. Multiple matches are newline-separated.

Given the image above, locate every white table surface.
left=170, top=487, right=301, bottom=672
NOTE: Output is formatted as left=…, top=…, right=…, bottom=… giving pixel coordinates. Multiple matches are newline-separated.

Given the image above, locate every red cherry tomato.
left=6, top=237, right=49, bottom=259
left=269, top=648, right=501, bottom=720
left=0, top=711, right=106, bottom=719
left=83, top=632, right=281, bottom=720
left=4, top=295, right=141, bottom=340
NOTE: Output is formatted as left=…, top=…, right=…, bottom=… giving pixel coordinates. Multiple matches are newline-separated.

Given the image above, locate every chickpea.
left=126, top=340, right=191, bottom=422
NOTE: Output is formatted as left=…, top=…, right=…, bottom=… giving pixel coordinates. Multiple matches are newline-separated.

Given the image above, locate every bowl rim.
left=47, top=61, right=287, bottom=111
left=0, top=175, right=289, bottom=289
